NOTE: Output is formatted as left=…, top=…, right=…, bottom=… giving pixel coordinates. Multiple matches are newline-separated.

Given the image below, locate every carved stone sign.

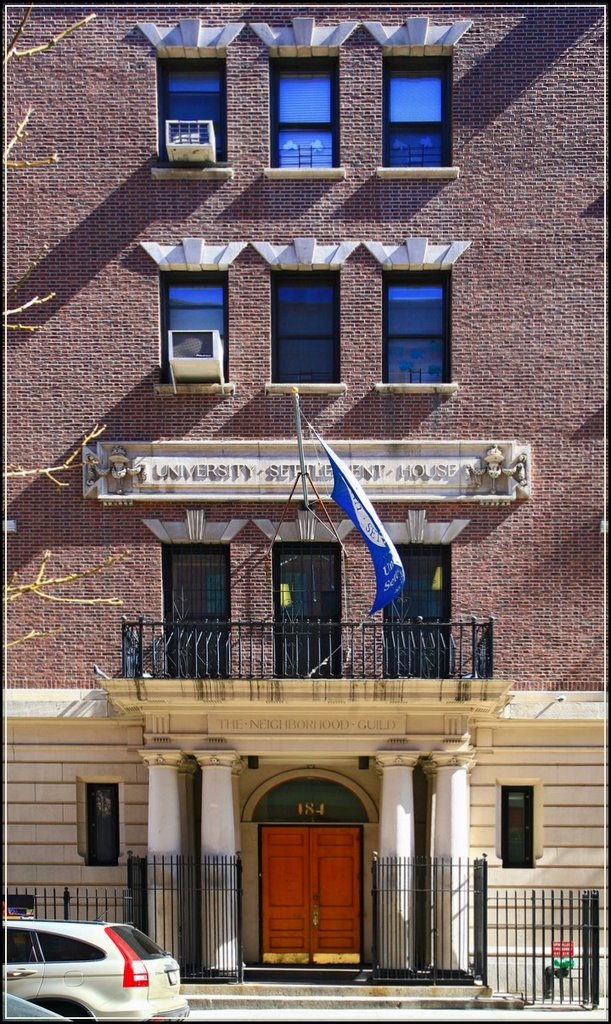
left=83, top=440, right=530, bottom=503
left=208, top=714, right=405, bottom=734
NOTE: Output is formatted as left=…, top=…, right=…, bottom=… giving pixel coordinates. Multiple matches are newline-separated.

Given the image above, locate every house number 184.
left=297, top=802, right=325, bottom=817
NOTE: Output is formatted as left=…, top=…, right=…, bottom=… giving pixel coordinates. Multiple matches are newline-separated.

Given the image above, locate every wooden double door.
left=261, top=826, right=361, bottom=964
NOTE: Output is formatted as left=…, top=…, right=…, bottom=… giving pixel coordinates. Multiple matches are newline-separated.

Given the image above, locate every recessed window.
left=86, top=783, right=119, bottom=867
left=161, top=274, right=227, bottom=385
left=384, top=59, right=450, bottom=168
left=385, top=274, right=449, bottom=384
left=501, top=786, right=534, bottom=868
left=384, top=546, right=451, bottom=678
left=162, top=545, right=230, bottom=678
left=273, top=274, right=339, bottom=383
left=273, top=544, right=341, bottom=677
left=159, top=60, right=225, bottom=162
left=272, top=60, right=337, bottom=168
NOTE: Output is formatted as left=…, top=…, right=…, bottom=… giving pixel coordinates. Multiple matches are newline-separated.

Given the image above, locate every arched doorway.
left=249, top=773, right=372, bottom=965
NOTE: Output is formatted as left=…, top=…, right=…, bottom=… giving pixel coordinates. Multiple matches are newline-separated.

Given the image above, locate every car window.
left=110, top=925, right=167, bottom=959
left=6, top=928, right=40, bottom=963
left=35, top=931, right=106, bottom=962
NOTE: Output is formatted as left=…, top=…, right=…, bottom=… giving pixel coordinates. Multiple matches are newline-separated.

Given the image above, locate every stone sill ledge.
left=265, top=383, right=347, bottom=396
left=155, top=383, right=236, bottom=396
left=375, top=383, right=459, bottom=396
left=376, top=167, right=460, bottom=180
left=264, top=167, right=346, bottom=181
left=152, top=165, right=234, bottom=181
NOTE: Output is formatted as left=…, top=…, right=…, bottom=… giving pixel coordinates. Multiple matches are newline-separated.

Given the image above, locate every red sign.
left=552, top=941, right=574, bottom=957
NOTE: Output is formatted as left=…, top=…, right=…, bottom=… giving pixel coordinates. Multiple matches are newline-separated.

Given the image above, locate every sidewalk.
left=186, top=1000, right=609, bottom=1022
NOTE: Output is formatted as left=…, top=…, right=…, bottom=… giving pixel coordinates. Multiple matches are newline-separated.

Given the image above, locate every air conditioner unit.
left=165, top=119, right=216, bottom=163
left=168, top=330, right=224, bottom=387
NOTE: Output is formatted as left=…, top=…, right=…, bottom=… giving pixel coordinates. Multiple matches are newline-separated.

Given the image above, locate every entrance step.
left=182, top=983, right=525, bottom=1011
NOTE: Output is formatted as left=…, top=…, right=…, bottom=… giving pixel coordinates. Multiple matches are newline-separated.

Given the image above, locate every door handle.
left=7, top=968, right=39, bottom=977
left=312, top=901, right=319, bottom=927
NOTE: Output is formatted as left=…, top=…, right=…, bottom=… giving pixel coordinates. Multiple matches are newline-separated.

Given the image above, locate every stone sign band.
left=83, top=440, right=530, bottom=504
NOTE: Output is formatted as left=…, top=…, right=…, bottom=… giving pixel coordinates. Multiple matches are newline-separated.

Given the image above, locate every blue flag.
left=313, top=431, right=406, bottom=614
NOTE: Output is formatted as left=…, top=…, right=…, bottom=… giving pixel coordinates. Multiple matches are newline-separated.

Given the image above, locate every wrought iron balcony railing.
left=121, top=617, right=494, bottom=682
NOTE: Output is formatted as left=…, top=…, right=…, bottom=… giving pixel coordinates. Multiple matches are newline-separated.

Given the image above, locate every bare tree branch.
left=5, top=627, right=64, bottom=649
left=4, top=9, right=96, bottom=63
left=5, top=550, right=129, bottom=605
left=5, top=424, right=107, bottom=487
left=7, top=244, right=49, bottom=297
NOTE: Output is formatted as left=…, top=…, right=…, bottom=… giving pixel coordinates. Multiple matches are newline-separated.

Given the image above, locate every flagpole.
left=292, top=387, right=310, bottom=509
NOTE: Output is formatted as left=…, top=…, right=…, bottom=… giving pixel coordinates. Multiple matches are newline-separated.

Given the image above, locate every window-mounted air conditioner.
left=165, top=119, right=216, bottom=163
left=168, top=330, right=224, bottom=387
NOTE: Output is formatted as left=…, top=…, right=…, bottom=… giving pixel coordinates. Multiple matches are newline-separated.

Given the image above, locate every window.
left=272, top=60, right=337, bottom=168
left=384, top=274, right=449, bottom=384
left=273, top=544, right=341, bottom=677
left=501, top=786, right=534, bottom=868
left=162, top=545, right=230, bottom=678
left=86, top=783, right=119, bottom=867
left=159, top=60, right=225, bottom=162
left=36, top=931, right=106, bottom=962
left=384, top=59, right=450, bottom=168
left=384, top=546, right=451, bottom=678
left=161, top=273, right=227, bottom=384
left=273, top=274, right=339, bottom=383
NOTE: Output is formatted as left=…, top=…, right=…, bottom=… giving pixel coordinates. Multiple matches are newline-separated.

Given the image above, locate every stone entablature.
left=83, top=440, right=531, bottom=504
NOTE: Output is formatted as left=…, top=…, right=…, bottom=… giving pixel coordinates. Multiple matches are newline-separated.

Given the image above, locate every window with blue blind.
left=159, top=60, right=225, bottom=161
left=384, top=274, right=449, bottom=383
left=272, top=60, right=337, bottom=168
left=384, top=59, right=450, bottom=167
left=273, top=275, right=338, bottom=383
left=161, top=274, right=227, bottom=383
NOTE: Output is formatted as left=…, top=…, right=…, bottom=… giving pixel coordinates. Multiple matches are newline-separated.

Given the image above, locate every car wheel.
left=35, top=999, right=94, bottom=1019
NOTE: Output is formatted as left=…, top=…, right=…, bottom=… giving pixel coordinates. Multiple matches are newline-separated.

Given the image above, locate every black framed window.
left=86, top=783, right=119, bottom=867
left=273, top=544, right=341, bottom=677
left=384, top=59, right=451, bottom=168
left=384, top=545, right=451, bottom=678
left=384, top=273, right=450, bottom=384
left=272, top=59, right=337, bottom=168
left=158, top=60, right=225, bottom=162
left=501, top=786, right=534, bottom=868
left=162, top=545, right=230, bottom=678
left=273, top=274, right=339, bottom=383
left=161, top=273, right=227, bottom=383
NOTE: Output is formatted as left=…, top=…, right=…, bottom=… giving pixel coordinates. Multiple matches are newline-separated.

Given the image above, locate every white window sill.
left=264, top=167, right=347, bottom=181
left=376, top=167, right=460, bottom=181
left=151, top=165, right=234, bottom=181
left=155, top=382, right=236, bottom=396
left=374, top=382, right=459, bottom=396
left=265, top=383, right=347, bottom=396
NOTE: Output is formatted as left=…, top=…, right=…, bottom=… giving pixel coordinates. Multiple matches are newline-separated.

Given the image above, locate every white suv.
left=4, top=918, right=190, bottom=1021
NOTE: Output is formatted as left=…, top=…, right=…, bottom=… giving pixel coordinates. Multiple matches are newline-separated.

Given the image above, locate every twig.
left=5, top=627, right=64, bottom=648
left=5, top=550, right=129, bottom=604
left=5, top=424, right=107, bottom=487
left=4, top=10, right=96, bottom=63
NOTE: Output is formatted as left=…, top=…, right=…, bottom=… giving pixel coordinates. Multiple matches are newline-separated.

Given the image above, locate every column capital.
left=194, top=750, right=243, bottom=771
left=427, top=750, right=476, bottom=772
left=139, top=749, right=186, bottom=770
left=375, top=750, right=420, bottom=773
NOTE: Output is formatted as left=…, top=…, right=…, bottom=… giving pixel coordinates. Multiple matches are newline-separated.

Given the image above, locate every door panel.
left=262, top=827, right=360, bottom=964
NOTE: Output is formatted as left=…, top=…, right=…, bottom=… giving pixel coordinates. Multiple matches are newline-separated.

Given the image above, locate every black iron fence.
left=6, top=864, right=600, bottom=1005
left=122, top=616, right=494, bottom=682
left=487, top=888, right=600, bottom=1007
left=371, top=855, right=488, bottom=985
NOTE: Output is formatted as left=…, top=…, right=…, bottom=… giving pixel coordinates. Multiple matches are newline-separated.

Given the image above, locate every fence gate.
left=127, top=853, right=243, bottom=982
left=371, top=855, right=487, bottom=984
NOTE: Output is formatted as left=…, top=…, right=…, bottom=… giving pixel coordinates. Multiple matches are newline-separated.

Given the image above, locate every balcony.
left=121, top=617, right=494, bottom=685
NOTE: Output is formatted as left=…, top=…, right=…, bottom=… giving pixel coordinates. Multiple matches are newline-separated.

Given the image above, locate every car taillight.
left=105, top=926, right=149, bottom=988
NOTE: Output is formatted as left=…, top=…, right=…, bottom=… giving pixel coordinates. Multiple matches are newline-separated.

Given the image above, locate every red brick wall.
left=6, top=6, right=605, bottom=690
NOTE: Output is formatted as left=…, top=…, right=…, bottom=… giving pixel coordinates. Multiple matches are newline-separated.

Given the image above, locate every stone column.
left=375, top=752, right=420, bottom=971
left=139, top=750, right=185, bottom=956
left=194, top=752, right=244, bottom=975
left=428, top=752, right=476, bottom=973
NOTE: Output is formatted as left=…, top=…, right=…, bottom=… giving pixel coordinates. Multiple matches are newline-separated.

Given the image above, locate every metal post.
left=292, top=388, right=310, bottom=509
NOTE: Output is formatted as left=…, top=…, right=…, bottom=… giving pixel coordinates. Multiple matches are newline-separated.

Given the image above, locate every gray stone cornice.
left=136, top=20, right=245, bottom=57
left=142, top=515, right=247, bottom=544
left=252, top=238, right=360, bottom=270
left=250, top=17, right=359, bottom=55
left=364, top=238, right=471, bottom=270
left=141, top=239, right=247, bottom=271
left=362, top=17, right=473, bottom=55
